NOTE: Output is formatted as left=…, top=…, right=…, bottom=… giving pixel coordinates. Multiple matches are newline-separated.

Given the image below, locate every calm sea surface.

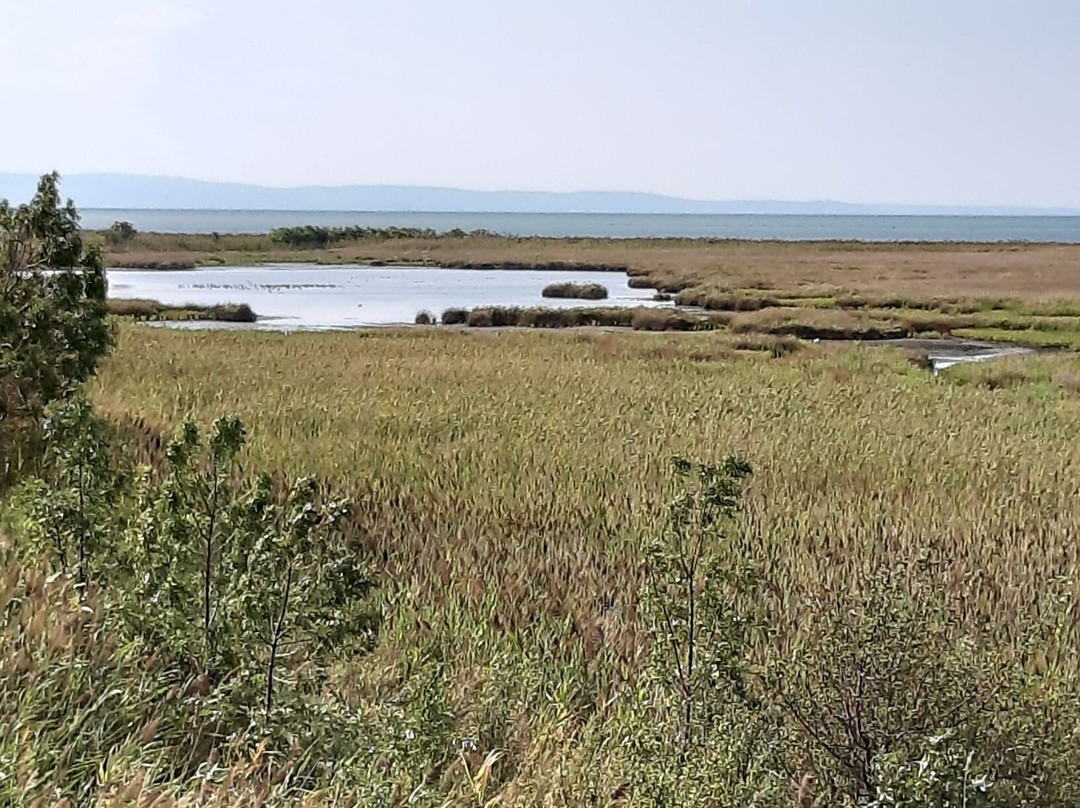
left=83, top=209, right=1080, bottom=242
left=106, top=265, right=661, bottom=329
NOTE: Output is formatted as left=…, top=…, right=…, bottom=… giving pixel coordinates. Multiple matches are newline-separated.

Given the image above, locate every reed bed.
left=69, top=325, right=1080, bottom=802
left=107, top=298, right=257, bottom=322
left=89, top=327, right=1080, bottom=647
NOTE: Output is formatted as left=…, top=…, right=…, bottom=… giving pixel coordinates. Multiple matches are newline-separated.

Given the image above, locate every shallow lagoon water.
left=883, top=338, right=1037, bottom=373
left=106, top=264, right=663, bottom=329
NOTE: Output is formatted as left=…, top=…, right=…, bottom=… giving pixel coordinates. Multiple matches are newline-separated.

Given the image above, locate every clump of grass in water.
left=542, top=281, right=609, bottom=300
left=441, top=307, right=469, bottom=325
left=107, top=299, right=257, bottom=323
left=436, top=305, right=723, bottom=331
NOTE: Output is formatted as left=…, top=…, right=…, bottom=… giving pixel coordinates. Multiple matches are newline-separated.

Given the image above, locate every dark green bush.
left=441, top=307, right=469, bottom=325
left=269, top=225, right=495, bottom=248
left=106, top=220, right=138, bottom=244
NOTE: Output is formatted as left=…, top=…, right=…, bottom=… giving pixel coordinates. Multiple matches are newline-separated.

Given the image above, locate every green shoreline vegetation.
left=107, top=298, right=258, bottom=323
left=8, top=179, right=1080, bottom=803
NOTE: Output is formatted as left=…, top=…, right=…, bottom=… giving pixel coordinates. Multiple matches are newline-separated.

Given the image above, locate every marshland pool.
left=105, top=264, right=664, bottom=330
left=105, top=264, right=1040, bottom=371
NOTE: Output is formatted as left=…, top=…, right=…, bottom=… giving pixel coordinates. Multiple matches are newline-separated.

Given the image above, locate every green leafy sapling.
left=126, top=417, right=377, bottom=720
left=644, top=454, right=755, bottom=749
left=228, top=474, right=377, bottom=715
left=12, top=394, right=127, bottom=584
left=126, top=415, right=246, bottom=672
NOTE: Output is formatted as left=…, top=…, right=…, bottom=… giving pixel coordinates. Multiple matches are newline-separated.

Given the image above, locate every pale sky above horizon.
left=1, top=0, right=1078, bottom=207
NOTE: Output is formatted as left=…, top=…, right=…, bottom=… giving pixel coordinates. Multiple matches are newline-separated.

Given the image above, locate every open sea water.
left=81, top=210, right=1080, bottom=242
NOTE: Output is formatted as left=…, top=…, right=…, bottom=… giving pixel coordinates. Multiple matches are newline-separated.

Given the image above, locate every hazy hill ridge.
left=1, top=173, right=1078, bottom=215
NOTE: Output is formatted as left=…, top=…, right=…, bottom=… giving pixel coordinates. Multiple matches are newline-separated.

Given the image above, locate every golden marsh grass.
left=45, top=323, right=1080, bottom=802
left=91, top=327, right=1080, bottom=651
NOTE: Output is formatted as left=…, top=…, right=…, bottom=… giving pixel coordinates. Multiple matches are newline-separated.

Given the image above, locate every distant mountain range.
left=1, top=173, right=1078, bottom=216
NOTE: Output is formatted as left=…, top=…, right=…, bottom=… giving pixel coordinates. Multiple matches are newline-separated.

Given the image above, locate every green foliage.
left=106, top=220, right=137, bottom=244
left=120, top=416, right=379, bottom=700
left=227, top=473, right=378, bottom=713
left=13, top=394, right=127, bottom=585
left=0, top=173, right=112, bottom=474
left=269, top=225, right=496, bottom=248
left=123, top=415, right=247, bottom=672
left=644, top=455, right=755, bottom=746
left=632, top=460, right=1080, bottom=808
left=763, top=560, right=1001, bottom=804
left=8, top=411, right=381, bottom=795
left=752, top=559, right=1080, bottom=807
left=628, top=456, right=786, bottom=806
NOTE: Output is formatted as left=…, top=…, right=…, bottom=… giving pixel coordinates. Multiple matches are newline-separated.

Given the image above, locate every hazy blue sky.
left=1, top=0, right=1077, bottom=206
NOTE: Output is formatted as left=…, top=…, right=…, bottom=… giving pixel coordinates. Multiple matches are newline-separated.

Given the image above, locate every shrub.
left=631, top=308, right=700, bottom=331
left=633, top=458, right=1080, bottom=807
left=733, top=334, right=803, bottom=357
left=467, top=308, right=495, bottom=327
left=984, top=366, right=1030, bottom=390
left=1054, top=371, right=1080, bottom=393
left=441, top=307, right=469, bottom=325
left=414, top=310, right=435, bottom=325
left=209, top=303, right=257, bottom=323
left=758, top=559, right=1079, bottom=806
left=106, top=298, right=165, bottom=318
left=106, top=299, right=258, bottom=323
left=106, top=220, right=138, bottom=245
left=13, top=412, right=379, bottom=725
left=269, top=225, right=458, bottom=247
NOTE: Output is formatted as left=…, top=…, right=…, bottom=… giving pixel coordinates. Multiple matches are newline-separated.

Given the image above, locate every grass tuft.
left=542, top=281, right=609, bottom=300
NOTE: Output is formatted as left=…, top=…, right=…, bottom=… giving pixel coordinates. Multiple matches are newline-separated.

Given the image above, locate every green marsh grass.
left=38, top=324, right=1080, bottom=803
left=91, top=326, right=1080, bottom=656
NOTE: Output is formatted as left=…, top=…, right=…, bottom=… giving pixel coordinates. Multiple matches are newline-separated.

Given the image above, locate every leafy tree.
left=124, top=416, right=247, bottom=673
left=106, top=220, right=138, bottom=244
left=0, top=173, right=112, bottom=475
left=629, top=455, right=785, bottom=807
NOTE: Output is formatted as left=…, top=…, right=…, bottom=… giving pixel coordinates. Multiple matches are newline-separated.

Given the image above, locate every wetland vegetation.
left=106, top=298, right=257, bottom=323
left=6, top=177, right=1080, bottom=805
left=541, top=281, right=609, bottom=300
left=98, top=228, right=1080, bottom=347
